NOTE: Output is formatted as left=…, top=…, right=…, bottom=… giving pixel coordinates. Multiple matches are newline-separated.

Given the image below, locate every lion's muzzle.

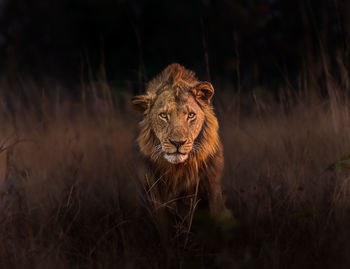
left=162, top=139, right=192, bottom=164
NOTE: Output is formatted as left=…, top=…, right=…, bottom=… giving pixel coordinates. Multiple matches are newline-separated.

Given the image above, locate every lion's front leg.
left=200, top=153, right=227, bottom=216
left=200, top=170, right=227, bottom=216
left=207, top=177, right=226, bottom=216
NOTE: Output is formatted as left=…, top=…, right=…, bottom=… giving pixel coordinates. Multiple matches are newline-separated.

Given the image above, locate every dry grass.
left=1, top=78, right=350, bottom=268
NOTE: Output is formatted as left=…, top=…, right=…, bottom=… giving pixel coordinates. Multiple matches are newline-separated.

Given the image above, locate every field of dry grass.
left=1, top=77, right=350, bottom=268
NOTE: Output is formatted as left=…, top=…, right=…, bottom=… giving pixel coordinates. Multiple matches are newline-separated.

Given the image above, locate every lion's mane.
left=136, top=64, right=223, bottom=199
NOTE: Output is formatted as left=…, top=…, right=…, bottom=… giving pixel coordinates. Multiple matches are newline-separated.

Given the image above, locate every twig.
left=184, top=176, right=200, bottom=247
left=0, top=138, right=30, bottom=154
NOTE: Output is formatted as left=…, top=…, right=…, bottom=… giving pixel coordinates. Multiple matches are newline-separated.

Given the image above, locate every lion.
left=132, top=63, right=226, bottom=216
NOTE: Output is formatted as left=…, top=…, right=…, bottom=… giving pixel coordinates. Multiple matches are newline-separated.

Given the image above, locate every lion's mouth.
left=164, top=152, right=188, bottom=164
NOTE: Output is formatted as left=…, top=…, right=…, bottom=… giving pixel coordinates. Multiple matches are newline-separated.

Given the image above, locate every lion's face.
left=132, top=63, right=215, bottom=165
left=149, top=90, right=205, bottom=164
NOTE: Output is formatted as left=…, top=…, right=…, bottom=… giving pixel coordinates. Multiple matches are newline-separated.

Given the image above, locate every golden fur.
left=132, top=63, right=225, bottom=215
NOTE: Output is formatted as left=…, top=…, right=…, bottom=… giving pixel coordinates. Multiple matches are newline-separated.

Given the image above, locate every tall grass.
left=1, top=74, right=350, bottom=268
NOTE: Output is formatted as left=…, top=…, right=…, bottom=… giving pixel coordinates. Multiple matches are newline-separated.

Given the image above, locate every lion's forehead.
left=153, top=91, right=176, bottom=110
left=153, top=90, right=200, bottom=113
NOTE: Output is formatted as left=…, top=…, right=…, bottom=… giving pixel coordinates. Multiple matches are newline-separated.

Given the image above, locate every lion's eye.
left=159, top=112, right=167, bottom=119
left=188, top=112, right=196, bottom=119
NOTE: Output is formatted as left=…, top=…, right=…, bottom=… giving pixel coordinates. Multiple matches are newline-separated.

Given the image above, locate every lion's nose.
left=169, top=139, right=187, bottom=149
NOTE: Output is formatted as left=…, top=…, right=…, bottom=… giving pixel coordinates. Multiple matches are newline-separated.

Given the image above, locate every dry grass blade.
left=1, top=74, right=350, bottom=268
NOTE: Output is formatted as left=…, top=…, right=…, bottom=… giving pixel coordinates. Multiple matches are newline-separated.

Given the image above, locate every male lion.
left=132, top=63, right=226, bottom=216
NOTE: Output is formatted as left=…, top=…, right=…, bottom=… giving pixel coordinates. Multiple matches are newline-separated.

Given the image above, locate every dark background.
left=0, top=0, right=349, bottom=94
left=2, top=2, right=350, bottom=268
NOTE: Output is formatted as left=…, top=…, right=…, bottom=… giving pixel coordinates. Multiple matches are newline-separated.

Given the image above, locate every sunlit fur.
left=132, top=63, right=225, bottom=215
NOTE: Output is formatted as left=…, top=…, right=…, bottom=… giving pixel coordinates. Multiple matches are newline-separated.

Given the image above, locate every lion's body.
left=132, top=63, right=225, bottom=215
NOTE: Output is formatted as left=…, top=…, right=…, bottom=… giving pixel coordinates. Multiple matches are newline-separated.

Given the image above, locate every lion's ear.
left=192, top=82, right=214, bottom=104
left=131, top=95, right=150, bottom=113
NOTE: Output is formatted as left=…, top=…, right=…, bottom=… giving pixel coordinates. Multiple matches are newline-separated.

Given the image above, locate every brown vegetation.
left=1, top=76, right=350, bottom=268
